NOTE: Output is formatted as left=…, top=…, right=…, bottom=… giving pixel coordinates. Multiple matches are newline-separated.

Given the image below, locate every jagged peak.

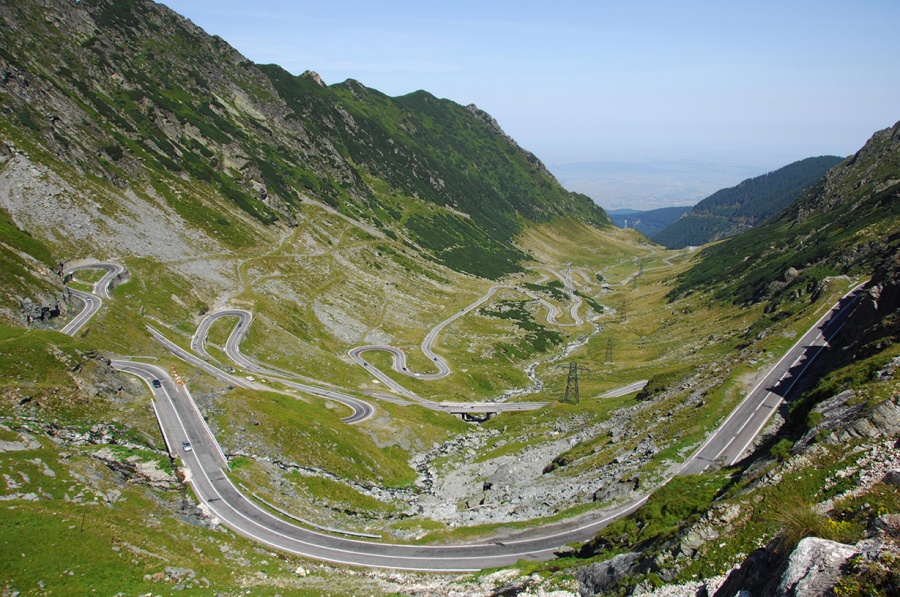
left=341, top=78, right=367, bottom=90
left=301, top=70, right=325, bottom=87
left=465, top=103, right=512, bottom=143
left=847, top=119, right=900, bottom=167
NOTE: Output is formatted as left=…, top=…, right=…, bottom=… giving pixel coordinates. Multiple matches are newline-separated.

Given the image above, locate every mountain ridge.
left=609, top=205, right=693, bottom=237
left=0, top=1, right=898, bottom=595
left=653, top=155, right=843, bottom=248
left=0, top=0, right=608, bottom=280
left=670, top=121, right=900, bottom=306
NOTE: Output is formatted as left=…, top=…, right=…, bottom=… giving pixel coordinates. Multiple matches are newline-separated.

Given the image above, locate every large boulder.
left=575, top=552, right=640, bottom=596
left=593, top=476, right=639, bottom=503
left=715, top=537, right=857, bottom=597
left=776, top=537, right=857, bottom=596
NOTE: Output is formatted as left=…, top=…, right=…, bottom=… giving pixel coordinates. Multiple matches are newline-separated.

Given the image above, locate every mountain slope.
left=670, top=122, right=900, bottom=306
left=2, top=1, right=898, bottom=595
left=0, top=0, right=608, bottom=281
left=653, top=156, right=843, bottom=249
left=609, top=205, right=693, bottom=237
left=0, top=200, right=71, bottom=325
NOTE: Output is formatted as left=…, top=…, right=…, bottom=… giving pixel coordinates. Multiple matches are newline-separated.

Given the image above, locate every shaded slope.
left=609, top=206, right=693, bottom=237
left=0, top=202, right=69, bottom=326
left=654, top=156, right=843, bottom=249
left=670, top=122, right=900, bottom=306
left=261, top=66, right=610, bottom=276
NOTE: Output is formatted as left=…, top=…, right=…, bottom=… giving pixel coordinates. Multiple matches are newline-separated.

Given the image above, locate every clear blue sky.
left=161, top=1, right=898, bottom=173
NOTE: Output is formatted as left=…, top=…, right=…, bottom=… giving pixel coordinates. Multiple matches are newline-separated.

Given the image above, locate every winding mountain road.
left=59, top=287, right=102, bottom=336
left=64, top=261, right=126, bottom=300
left=347, top=280, right=586, bottom=403
left=61, top=260, right=868, bottom=570
left=183, top=311, right=376, bottom=424
left=59, top=261, right=127, bottom=336
left=126, top=355, right=657, bottom=570
left=189, top=308, right=543, bottom=417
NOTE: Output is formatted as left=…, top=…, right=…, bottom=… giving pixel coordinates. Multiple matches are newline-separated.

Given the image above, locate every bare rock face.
left=798, top=391, right=900, bottom=450
left=575, top=552, right=639, bottom=597
left=882, top=470, right=900, bottom=486
left=91, top=447, right=181, bottom=490
left=715, top=537, right=857, bottom=597
left=872, top=513, right=900, bottom=535
left=592, top=475, right=639, bottom=503
left=776, top=537, right=857, bottom=596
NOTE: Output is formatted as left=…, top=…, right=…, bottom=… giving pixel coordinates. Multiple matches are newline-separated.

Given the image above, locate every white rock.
left=776, top=537, right=856, bottom=597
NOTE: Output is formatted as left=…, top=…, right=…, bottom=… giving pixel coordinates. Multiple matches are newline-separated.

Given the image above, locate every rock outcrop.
left=91, top=447, right=181, bottom=490
left=576, top=552, right=640, bottom=597
left=712, top=546, right=784, bottom=597
left=713, top=537, right=856, bottom=597
left=776, top=537, right=857, bottom=597
left=797, top=391, right=900, bottom=452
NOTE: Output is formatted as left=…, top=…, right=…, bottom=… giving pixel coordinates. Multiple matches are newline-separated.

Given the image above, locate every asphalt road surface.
left=60, top=287, right=102, bottom=336
left=64, top=261, right=126, bottom=299
left=598, top=380, right=649, bottom=399
left=190, top=310, right=550, bottom=419
left=346, top=280, right=592, bottom=412
left=188, top=308, right=546, bottom=417
left=350, top=281, right=587, bottom=384
left=60, top=262, right=127, bottom=336
left=113, top=359, right=645, bottom=570
left=155, top=323, right=376, bottom=424
left=680, top=281, right=867, bottom=475
left=68, top=260, right=867, bottom=570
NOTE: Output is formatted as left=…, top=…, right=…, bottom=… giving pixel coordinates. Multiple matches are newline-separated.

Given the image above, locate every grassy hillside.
left=0, top=204, right=69, bottom=326
left=654, top=155, right=843, bottom=249
left=0, top=0, right=608, bottom=280
left=0, top=0, right=898, bottom=595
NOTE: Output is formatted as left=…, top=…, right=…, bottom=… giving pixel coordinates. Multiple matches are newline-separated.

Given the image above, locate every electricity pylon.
left=563, top=362, right=581, bottom=404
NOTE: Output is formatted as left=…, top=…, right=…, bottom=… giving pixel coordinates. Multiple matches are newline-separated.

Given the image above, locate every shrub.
left=770, top=439, right=794, bottom=461
left=833, top=553, right=900, bottom=596
left=806, top=410, right=824, bottom=429
left=101, top=144, right=123, bottom=161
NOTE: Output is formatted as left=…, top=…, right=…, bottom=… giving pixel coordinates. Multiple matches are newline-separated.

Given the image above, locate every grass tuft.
left=769, top=495, right=861, bottom=554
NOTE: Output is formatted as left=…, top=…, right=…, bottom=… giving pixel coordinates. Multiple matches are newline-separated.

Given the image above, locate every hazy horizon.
left=548, top=155, right=831, bottom=211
